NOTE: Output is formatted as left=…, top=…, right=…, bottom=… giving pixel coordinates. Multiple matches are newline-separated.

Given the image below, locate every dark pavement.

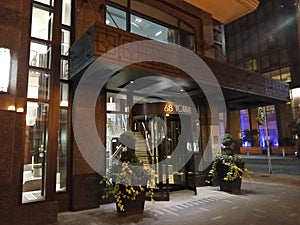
left=244, top=154, right=300, bottom=176
left=50, top=169, right=300, bottom=225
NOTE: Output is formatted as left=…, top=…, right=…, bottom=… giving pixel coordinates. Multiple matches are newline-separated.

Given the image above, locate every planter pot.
left=219, top=177, right=242, bottom=194
left=216, top=164, right=242, bottom=194
left=116, top=185, right=146, bottom=216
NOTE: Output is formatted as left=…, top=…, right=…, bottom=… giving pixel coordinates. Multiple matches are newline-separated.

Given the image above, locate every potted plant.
left=100, top=131, right=155, bottom=215
left=242, top=129, right=259, bottom=147
left=207, top=133, right=250, bottom=194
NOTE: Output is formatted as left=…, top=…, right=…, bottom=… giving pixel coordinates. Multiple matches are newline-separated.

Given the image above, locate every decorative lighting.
left=16, top=107, right=24, bottom=113
left=60, top=100, right=69, bottom=107
left=7, top=105, right=15, bottom=111
left=0, top=48, right=11, bottom=92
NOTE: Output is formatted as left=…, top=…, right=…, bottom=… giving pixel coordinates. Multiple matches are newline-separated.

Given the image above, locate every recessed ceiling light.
left=135, top=17, right=142, bottom=23
left=155, top=31, right=162, bottom=37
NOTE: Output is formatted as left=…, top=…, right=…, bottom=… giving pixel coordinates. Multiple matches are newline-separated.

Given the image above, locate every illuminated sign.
left=163, top=103, right=192, bottom=115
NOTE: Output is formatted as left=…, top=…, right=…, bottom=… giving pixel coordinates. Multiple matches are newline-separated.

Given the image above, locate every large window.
left=105, top=4, right=195, bottom=50
left=23, top=102, right=49, bottom=203
left=240, top=109, right=251, bottom=147
left=106, top=5, right=126, bottom=30
left=23, top=0, right=72, bottom=203
left=259, top=105, right=279, bottom=148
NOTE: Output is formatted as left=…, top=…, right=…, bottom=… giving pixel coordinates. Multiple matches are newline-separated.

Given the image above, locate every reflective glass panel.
left=31, top=7, right=53, bottom=40
left=29, top=42, right=52, bottom=69
left=60, top=59, right=69, bottom=80
left=106, top=5, right=126, bottom=30
left=22, top=102, right=49, bottom=203
left=131, top=14, right=169, bottom=43
left=61, top=29, right=70, bottom=56
left=60, top=82, right=69, bottom=107
left=27, top=70, right=50, bottom=100
left=34, top=0, right=54, bottom=6
left=62, top=0, right=71, bottom=26
left=57, top=109, right=68, bottom=191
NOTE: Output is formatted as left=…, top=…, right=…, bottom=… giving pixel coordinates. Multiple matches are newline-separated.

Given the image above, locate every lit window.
left=0, top=48, right=11, bottom=92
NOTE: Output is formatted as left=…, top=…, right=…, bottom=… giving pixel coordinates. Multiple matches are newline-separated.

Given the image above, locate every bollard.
left=282, top=148, right=285, bottom=157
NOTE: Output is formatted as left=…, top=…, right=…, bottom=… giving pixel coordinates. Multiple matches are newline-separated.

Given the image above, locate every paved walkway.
left=50, top=172, right=300, bottom=225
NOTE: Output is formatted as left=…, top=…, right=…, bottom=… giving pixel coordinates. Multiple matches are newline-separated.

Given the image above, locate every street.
left=244, top=155, right=300, bottom=175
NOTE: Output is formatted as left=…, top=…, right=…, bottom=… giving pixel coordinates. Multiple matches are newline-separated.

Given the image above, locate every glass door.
left=133, top=114, right=170, bottom=201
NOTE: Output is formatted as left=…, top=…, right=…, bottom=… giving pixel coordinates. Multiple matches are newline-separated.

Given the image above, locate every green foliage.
left=289, top=119, right=300, bottom=137
left=100, top=132, right=155, bottom=211
left=206, top=152, right=251, bottom=183
left=242, top=129, right=259, bottom=146
left=221, top=133, right=236, bottom=153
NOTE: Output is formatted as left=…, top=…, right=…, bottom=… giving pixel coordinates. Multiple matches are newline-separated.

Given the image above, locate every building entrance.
left=131, top=102, right=196, bottom=200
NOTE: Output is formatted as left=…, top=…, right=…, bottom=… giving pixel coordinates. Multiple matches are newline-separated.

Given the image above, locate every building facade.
left=225, top=0, right=300, bottom=150
left=0, top=1, right=289, bottom=225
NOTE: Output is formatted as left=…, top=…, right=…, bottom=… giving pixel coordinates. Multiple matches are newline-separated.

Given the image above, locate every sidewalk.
left=51, top=172, right=300, bottom=225
left=245, top=171, right=300, bottom=188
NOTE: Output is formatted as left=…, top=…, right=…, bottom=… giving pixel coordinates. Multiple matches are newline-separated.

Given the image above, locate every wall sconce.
left=7, top=105, right=16, bottom=111
left=0, top=48, right=11, bottom=92
left=16, top=107, right=24, bottom=113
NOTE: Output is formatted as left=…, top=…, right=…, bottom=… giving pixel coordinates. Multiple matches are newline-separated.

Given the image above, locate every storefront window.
left=22, top=102, right=49, bottom=203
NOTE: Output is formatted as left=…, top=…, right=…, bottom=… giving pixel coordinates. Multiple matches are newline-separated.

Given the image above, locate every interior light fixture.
left=291, top=88, right=300, bottom=98
left=135, top=17, right=142, bottom=23
left=0, top=48, right=11, bottom=92
left=155, top=31, right=162, bottom=37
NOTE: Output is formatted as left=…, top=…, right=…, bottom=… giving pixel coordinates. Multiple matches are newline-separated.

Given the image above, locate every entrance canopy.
left=70, top=23, right=290, bottom=110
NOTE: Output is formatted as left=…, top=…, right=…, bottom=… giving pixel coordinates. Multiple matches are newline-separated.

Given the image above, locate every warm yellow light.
left=60, top=100, right=69, bottom=107
left=16, top=107, right=24, bottom=113
left=7, top=105, right=15, bottom=111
